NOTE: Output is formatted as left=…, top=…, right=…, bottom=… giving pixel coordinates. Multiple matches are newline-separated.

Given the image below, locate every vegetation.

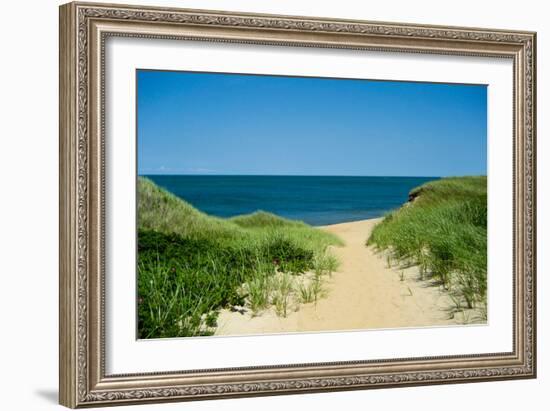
left=367, top=176, right=487, bottom=314
left=137, top=177, right=342, bottom=338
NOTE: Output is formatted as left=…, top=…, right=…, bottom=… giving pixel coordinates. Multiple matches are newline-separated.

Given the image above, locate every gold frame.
left=59, top=2, right=537, bottom=408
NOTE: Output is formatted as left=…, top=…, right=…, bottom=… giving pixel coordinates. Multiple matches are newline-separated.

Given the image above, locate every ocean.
left=143, top=175, right=438, bottom=226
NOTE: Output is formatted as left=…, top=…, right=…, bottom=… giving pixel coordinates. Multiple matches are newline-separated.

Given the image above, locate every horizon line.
left=138, top=173, right=474, bottom=178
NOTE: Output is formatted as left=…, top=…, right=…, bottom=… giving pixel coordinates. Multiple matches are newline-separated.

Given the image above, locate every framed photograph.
left=59, top=1, right=537, bottom=408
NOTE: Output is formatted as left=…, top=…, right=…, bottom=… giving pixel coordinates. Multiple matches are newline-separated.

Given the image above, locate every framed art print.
left=59, top=2, right=537, bottom=408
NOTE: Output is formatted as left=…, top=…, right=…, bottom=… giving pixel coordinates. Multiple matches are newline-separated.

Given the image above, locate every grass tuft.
left=367, top=176, right=487, bottom=311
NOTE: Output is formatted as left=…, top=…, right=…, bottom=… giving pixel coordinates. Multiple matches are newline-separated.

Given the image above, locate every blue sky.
left=137, top=70, right=487, bottom=177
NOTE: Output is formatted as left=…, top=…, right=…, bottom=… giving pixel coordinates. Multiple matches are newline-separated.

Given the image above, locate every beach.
left=215, top=217, right=481, bottom=336
left=138, top=177, right=487, bottom=339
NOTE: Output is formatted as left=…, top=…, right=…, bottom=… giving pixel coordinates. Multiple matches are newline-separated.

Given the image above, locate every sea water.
left=142, top=175, right=438, bottom=226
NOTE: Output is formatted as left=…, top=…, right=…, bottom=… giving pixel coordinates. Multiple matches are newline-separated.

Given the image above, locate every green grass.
left=137, top=177, right=342, bottom=338
left=367, top=176, right=487, bottom=312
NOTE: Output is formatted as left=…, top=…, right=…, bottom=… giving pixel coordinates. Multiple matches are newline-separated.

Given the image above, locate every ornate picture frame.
left=59, top=1, right=536, bottom=408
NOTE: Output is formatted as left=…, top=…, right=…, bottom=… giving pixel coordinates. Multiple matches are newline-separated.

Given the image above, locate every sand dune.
left=214, top=218, right=483, bottom=336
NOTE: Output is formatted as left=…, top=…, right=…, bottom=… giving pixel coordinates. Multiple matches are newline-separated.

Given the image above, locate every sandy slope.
left=214, top=218, right=483, bottom=336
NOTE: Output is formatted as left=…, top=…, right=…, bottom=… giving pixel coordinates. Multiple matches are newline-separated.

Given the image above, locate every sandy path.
left=214, top=218, right=479, bottom=336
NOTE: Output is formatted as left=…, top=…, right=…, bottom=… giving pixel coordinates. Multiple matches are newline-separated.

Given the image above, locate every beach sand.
left=214, top=218, right=483, bottom=336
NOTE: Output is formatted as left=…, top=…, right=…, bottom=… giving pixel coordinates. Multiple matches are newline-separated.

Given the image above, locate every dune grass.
left=137, top=177, right=342, bottom=338
left=367, top=176, right=487, bottom=314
